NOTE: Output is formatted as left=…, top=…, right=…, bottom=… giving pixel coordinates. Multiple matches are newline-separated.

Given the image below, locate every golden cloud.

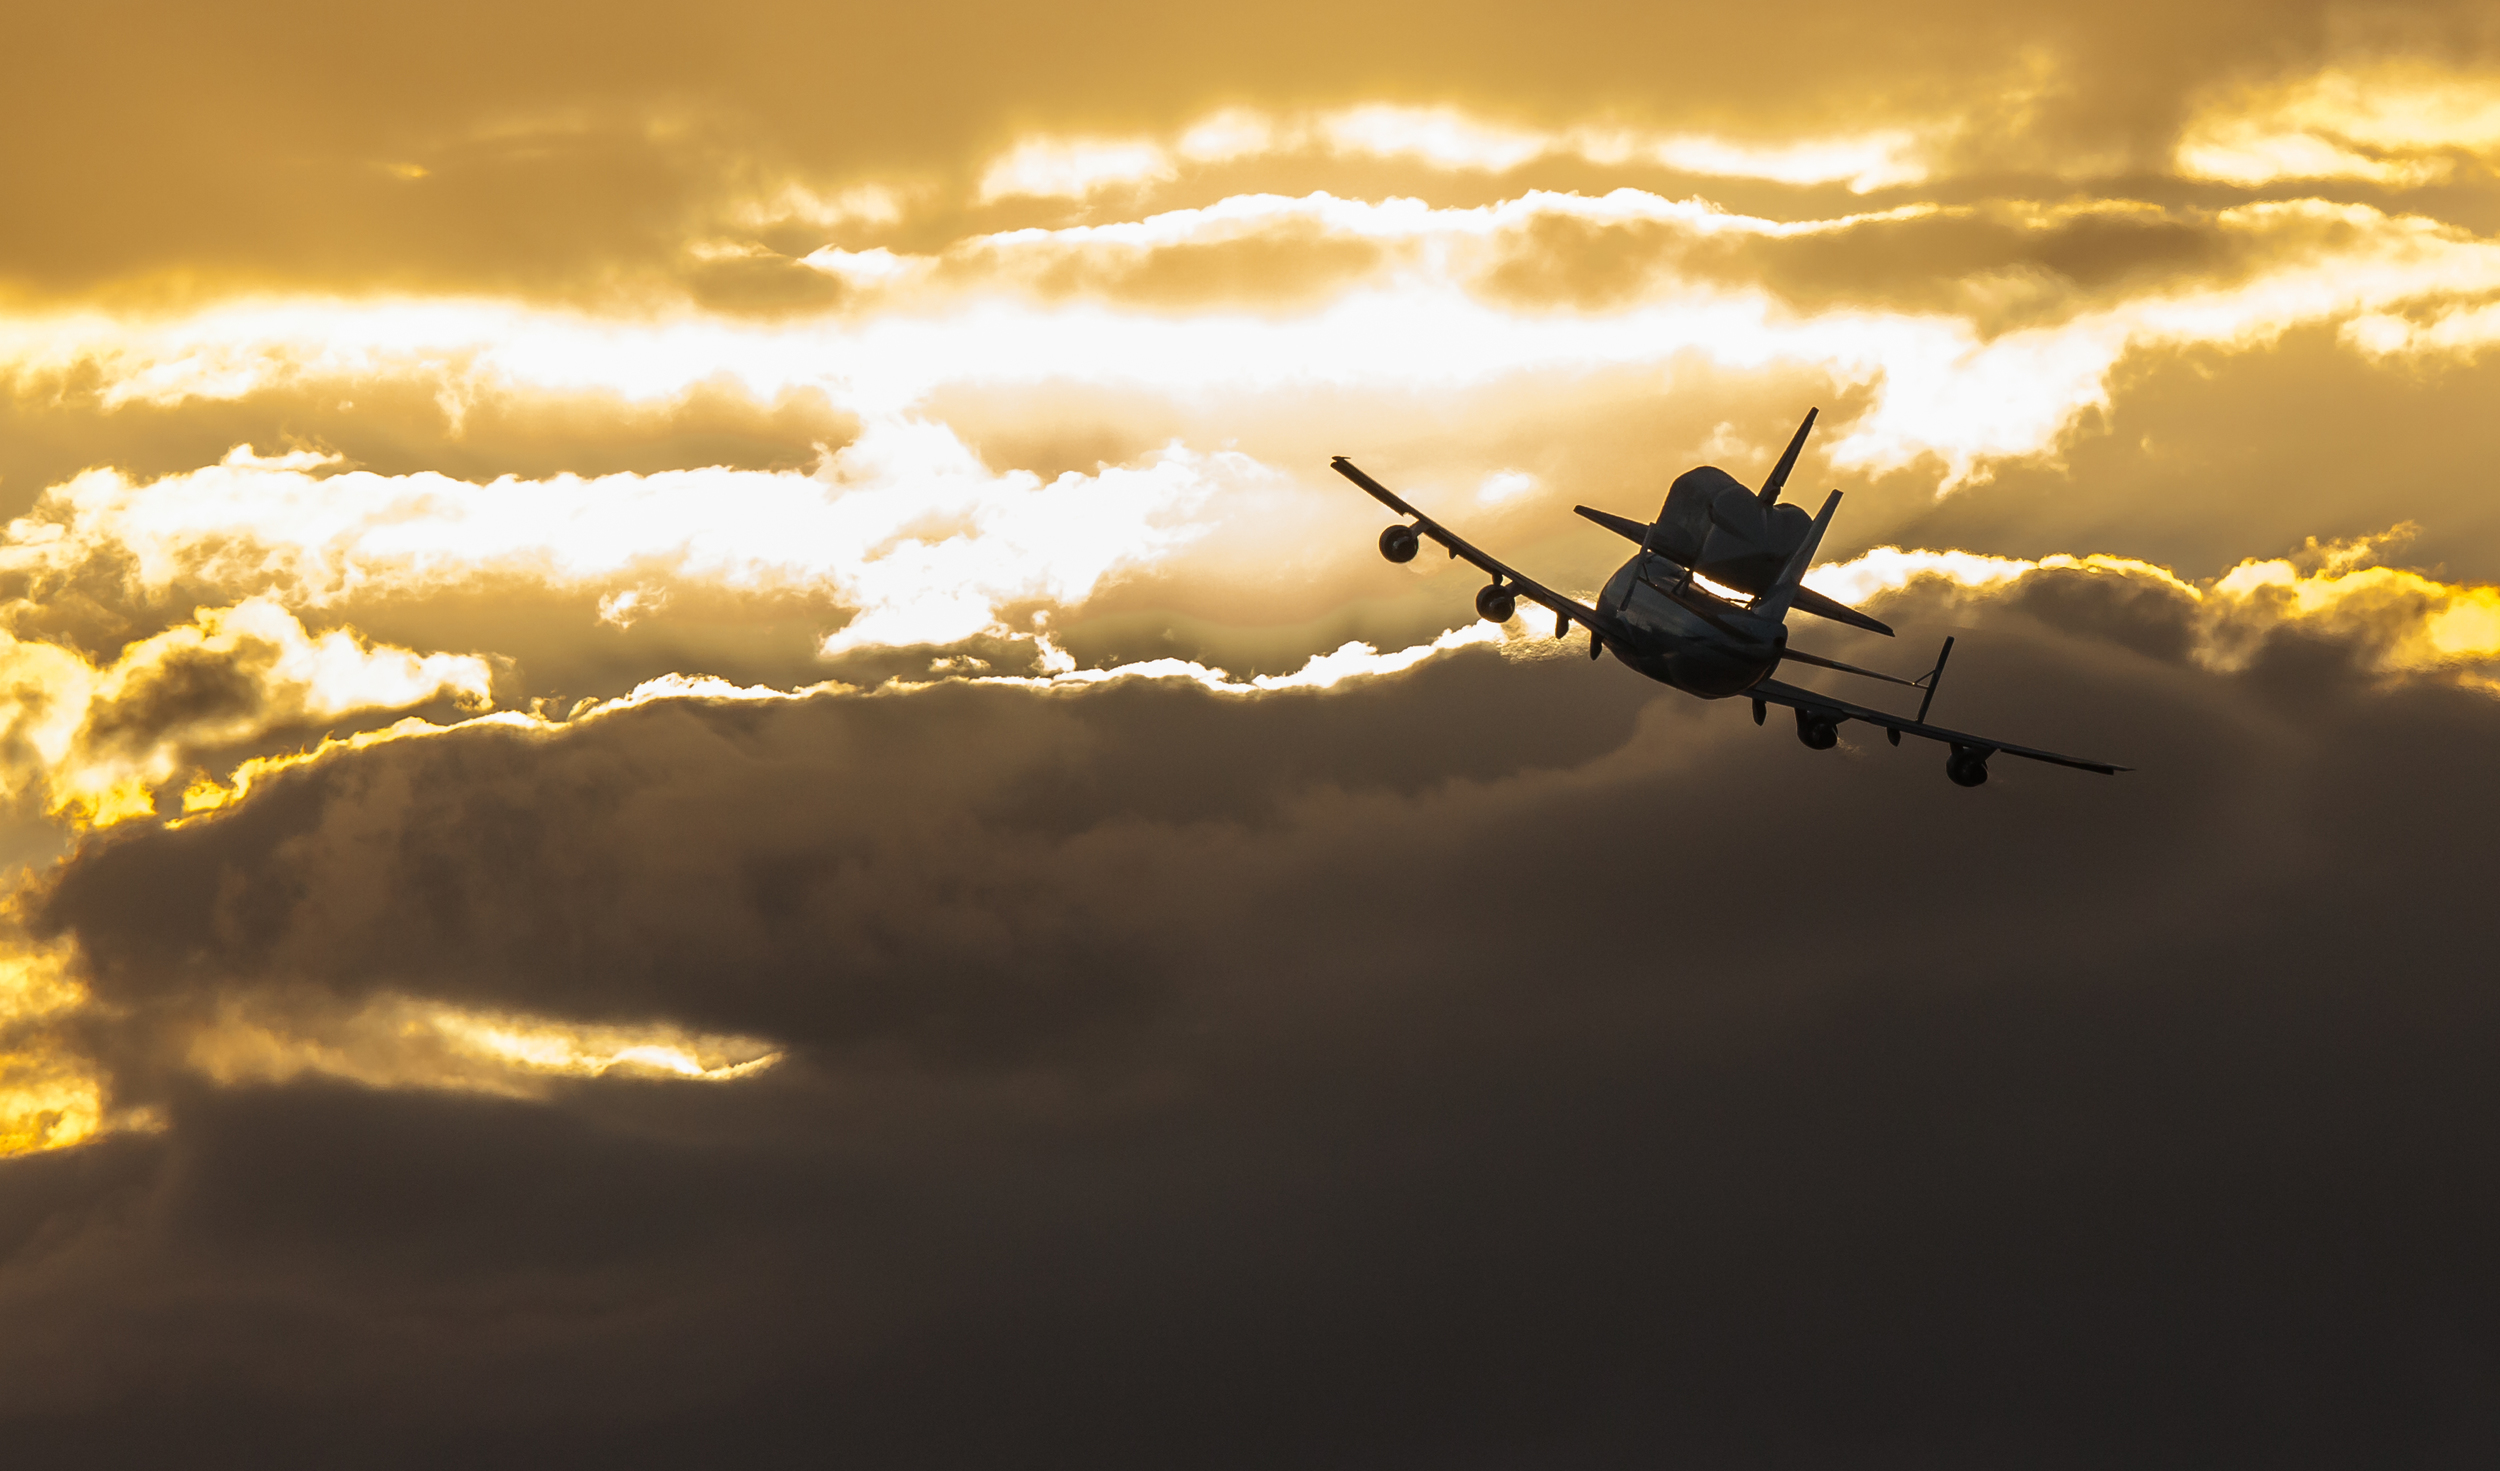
left=1816, top=530, right=2500, bottom=684
left=0, top=940, right=782, bottom=1159
left=2179, top=63, right=2500, bottom=187
left=0, top=930, right=98, bottom=1156
left=974, top=105, right=1935, bottom=202
left=186, top=992, right=782, bottom=1098
left=10, top=188, right=2500, bottom=496
left=0, top=1044, right=101, bottom=1157
left=2, top=425, right=1241, bottom=657
left=0, top=596, right=489, bottom=828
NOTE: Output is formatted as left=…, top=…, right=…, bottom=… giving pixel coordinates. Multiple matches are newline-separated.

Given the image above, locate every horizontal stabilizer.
left=1788, top=585, right=1893, bottom=637
left=1573, top=505, right=1651, bottom=545
left=1778, top=645, right=1923, bottom=688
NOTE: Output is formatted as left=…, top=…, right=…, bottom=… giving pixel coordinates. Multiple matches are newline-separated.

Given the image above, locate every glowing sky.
left=6, top=3, right=2500, bottom=1460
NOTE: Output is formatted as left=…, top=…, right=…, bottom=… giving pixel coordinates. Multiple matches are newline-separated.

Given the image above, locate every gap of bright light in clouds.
left=1815, top=537, right=2500, bottom=681
left=2177, top=62, right=2500, bottom=186
left=11, top=192, right=2500, bottom=487
left=186, top=993, right=783, bottom=1098
left=8, top=428, right=1246, bottom=654
left=0, top=594, right=491, bottom=826
left=974, top=103, right=1933, bottom=201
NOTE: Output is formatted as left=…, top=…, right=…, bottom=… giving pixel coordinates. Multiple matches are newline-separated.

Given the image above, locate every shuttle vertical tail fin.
left=1757, top=407, right=1818, bottom=505
left=1754, top=490, right=1840, bottom=622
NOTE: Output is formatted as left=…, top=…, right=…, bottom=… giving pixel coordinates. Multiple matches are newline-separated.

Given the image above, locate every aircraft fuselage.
left=1595, top=551, right=1784, bottom=699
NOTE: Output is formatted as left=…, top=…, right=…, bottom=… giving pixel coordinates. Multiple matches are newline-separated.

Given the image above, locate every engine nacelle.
left=1794, top=708, right=1839, bottom=750
left=1379, top=524, right=1420, bottom=563
left=1474, top=583, right=1517, bottom=623
left=1946, top=746, right=1990, bottom=787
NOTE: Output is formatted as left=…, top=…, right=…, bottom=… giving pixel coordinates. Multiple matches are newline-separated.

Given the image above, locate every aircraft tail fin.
left=1753, top=489, right=1840, bottom=621
left=1757, top=407, right=1817, bottom=505
left=1915, top=636, right=1955, bottom=724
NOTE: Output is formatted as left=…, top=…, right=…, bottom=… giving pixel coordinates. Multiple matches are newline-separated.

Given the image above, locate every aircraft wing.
left=1746, top=677, right=2129, bottom=775
left=1332, top=457, right=1626, bottom=640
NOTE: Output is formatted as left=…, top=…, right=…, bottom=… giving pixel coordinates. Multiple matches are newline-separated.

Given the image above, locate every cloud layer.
left=9, top=5, right=2500, bottom=1461
left=8, top=571, right=2500, bottom=1462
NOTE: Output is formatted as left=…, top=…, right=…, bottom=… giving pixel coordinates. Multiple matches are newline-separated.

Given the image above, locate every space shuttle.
left=1568, top=408, right=1893, bottom=637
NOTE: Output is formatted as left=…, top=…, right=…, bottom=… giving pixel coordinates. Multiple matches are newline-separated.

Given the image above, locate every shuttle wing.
left=1572, top=504, right=1893, bottom=636
left=1746, top=677, right=2129, bottom=775
left=1333, top=457, right=1629, bottom=642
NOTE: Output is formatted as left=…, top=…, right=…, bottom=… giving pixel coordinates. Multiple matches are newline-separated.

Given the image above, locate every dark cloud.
left=7, top=576, right=2500, bottom=1464
left=77, top=639, right=278, bottom=754
left=1475, top=201, right=2366, bottom=333
left=43, top=648, right=1661, bottom=1065
left=975, top=225, right=1391, bottom=314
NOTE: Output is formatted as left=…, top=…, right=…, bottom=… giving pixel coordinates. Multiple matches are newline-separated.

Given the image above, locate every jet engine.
left=1474, top=583, right=1517, bottom=623
left=1379, top=524, right=1420, bottom=563
left=1794, top=708, right=1839, bottom=750
left=1946, top=746, right=1990, bottom=787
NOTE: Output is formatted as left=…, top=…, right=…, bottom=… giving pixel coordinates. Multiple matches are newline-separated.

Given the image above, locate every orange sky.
left=6, top=7, right=2500, bottom=1459
left=7, top=0, right=2500, bottom=1127
left=5, top=0, right=2500, bottom=1134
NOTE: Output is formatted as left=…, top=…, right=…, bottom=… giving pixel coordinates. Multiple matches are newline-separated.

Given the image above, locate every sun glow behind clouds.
left=979, top=136, right=1179, bottom=202
left=0, top=934, right=101, bottom=1156
left=16, top=193, right=2500, bottom=491
left=6, top=423, right=1234, bottom=656
left=0, top=597, right=490, bottom=829
left=978, top=104, right=1932, bottom=198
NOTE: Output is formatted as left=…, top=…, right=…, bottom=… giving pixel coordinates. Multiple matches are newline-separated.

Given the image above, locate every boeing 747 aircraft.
left=1333, top=409, right=2125, bottom=785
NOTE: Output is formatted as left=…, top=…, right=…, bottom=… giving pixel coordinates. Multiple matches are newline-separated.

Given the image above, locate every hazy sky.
left=4, top=2, right=2500, bottom=1462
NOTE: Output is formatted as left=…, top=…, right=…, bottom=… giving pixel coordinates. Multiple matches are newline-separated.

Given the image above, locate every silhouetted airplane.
left=1333, top=408, right=2125, bottom=785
